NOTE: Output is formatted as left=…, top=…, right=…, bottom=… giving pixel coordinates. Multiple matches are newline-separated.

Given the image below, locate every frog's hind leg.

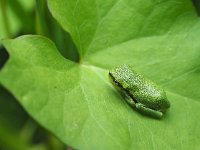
left=136, top=103, right=163, bottom=119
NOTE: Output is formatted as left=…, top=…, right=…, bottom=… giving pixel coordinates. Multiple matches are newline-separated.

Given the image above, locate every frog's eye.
left=115, top=81, right=118, bottom=84
left=114, top=80, right=119, bottom=86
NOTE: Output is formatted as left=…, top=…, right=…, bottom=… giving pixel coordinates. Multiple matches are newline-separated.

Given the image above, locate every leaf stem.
left=35, top=0, right=49, bottom=36
left=7, top=0, right=34, bottom=33
left=0, top=0, right=11, bottom=37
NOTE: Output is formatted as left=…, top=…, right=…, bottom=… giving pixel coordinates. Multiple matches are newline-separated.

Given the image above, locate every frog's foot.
left=136, top=103, right=163, bottom=119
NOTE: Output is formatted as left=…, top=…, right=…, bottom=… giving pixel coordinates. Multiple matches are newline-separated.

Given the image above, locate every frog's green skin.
left=109, top=64, right=170, bottom=119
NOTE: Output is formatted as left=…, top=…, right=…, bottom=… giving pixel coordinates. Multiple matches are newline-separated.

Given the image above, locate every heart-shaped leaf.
left=1, top=0, right=200, bottom=149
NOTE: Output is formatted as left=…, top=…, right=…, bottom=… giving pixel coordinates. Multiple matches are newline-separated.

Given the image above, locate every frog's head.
left=109, top=65, right=133, bottom=90
left=109, top=70, right=124, bottom=91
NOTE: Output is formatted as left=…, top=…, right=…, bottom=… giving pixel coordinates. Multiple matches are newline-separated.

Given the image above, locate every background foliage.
left=0, top=0, right=200, bottom=150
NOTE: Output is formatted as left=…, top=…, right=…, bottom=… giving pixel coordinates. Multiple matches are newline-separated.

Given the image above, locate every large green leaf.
left=1, top=0, right=200, bottom=149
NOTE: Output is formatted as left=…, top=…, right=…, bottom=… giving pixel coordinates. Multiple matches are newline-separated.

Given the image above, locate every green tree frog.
left=109, top=64, right=170, bottom=119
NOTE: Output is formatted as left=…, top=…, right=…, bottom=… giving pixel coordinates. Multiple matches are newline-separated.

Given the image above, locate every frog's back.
left=110, top=65, right=169, bottom=110
left=110, top=64, right=148, bottom=91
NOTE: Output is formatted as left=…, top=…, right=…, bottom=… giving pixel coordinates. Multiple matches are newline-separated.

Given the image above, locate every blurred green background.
left=0, top=0, right=78, bottom=149
left=0, top=0, right=199, bottom=150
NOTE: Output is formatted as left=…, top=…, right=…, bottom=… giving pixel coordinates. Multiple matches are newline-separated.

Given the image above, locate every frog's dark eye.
left=114, top=80, right=119, bottom=85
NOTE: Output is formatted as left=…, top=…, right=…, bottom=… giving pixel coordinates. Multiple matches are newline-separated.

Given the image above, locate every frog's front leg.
left=121, top=91, right=136, bottom=107
left=136, top=103, right=163, bottom=119
left=125, top=96, right=136, bottom=106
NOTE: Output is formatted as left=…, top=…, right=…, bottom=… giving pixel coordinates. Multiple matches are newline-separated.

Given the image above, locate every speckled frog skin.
left=109, top=64, right=170, bottom=118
